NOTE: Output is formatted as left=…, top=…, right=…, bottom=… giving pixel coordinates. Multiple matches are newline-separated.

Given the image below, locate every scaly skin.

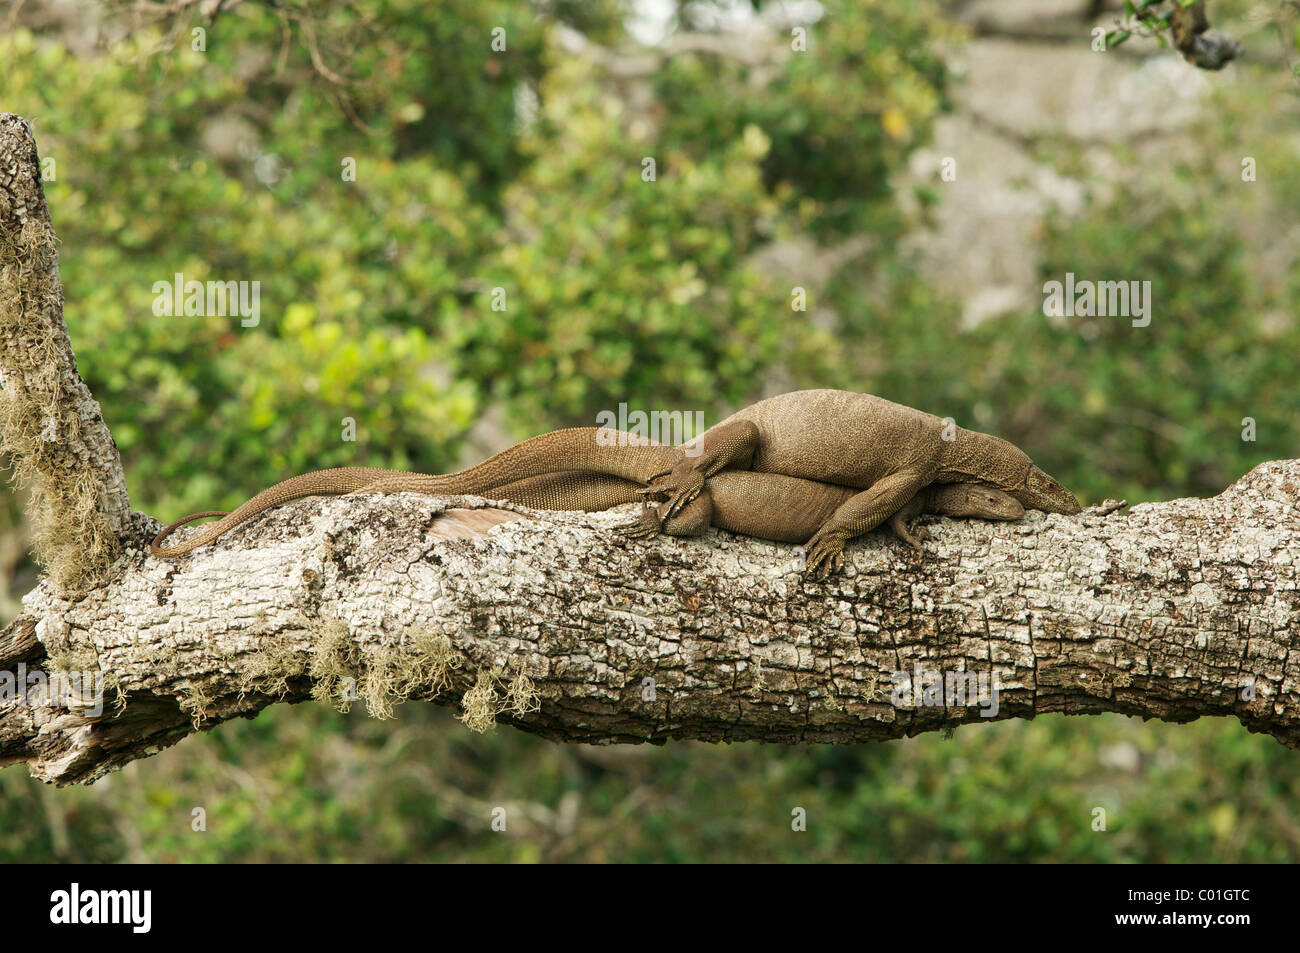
left=151, top=391, right=1073, bottom=568
left=491, top=471, right=1025, bottom=547
left=652, top=389, right=1080, bottom=577
left=151, top=460, right=1025, bottom=558
left=149, top=427, right=678, bottom=556
left=887, top=482, right=1024, bottom=550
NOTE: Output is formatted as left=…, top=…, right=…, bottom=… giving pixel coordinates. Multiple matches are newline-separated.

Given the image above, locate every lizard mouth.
left=987, top=494, right=1025, bottom=519
left=1021, top=467, right=1082, bottom=514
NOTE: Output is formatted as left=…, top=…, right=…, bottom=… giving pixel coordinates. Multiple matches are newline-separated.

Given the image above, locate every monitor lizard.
left=151, top=463, right=1022, bottom=558
left=491, top=470, right=1024, bottom=548
left=150, top=390, right=1076, bottom=573
left=643, top=389, right=1080, bottom=577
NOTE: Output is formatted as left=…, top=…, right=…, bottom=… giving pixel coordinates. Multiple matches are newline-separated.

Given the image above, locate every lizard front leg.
left=656, top=419, right=760, bottom=519
left=886, top=492, right=929, bottom=552
left=620, top=491, right=715, bottom=539
left=887, top=509, right=930, bottom=551
left=803, top=471, right=929, bottom=578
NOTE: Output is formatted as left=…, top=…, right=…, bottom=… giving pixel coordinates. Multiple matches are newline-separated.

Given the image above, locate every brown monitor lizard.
left=152, top=463, right=1023, bottom=559
left=490, top=470, right=1024, bottom=549
left=150, top=391, right=1075, bottom=571
left=644, top=389, right=1080, bottom=576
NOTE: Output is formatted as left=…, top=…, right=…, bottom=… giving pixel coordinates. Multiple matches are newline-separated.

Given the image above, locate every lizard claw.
left=662, top=472, right=706, bottom=519
left=899, top=523, right=929, bottom=553
left=802, top=530, right=848, bottom=579
left=618, top=499, right=663, bottom=539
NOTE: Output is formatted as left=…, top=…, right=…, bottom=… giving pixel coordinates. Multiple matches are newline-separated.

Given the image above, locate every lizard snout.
left=983, top=491, right=1024, bottom=519
left=1022, top=466, right=1082, bottom=514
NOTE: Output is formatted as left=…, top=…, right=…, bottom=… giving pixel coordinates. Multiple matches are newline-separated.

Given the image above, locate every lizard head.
left=1015, top=464, right=1082, bottom=514
left=947, top=485, right=1025, bottom=520
left=941, top=431, right=1081, bottom=515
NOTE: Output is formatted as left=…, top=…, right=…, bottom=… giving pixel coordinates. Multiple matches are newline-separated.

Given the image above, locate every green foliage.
left=981, top=183, right=1300, bottom=505
left=4, top=17, right=496, bottom=514
left=466, top=61, right=812, bottom=422
left=5, top=707, right=1297, bottom=862
left=654, top=0, right=951, bottom=234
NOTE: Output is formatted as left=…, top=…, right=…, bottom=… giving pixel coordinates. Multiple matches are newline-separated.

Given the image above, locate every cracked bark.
left=0, top=112, right=1296, bottom=787
left=0, top=113, right=132, bottom=586
left=3, top=460, right=1298, bottom=786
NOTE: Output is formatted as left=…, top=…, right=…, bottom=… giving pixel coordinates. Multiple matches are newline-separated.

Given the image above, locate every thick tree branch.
left=2, top=457, right=1297, bottom=785
left=0, top=114, right=132, bottom=589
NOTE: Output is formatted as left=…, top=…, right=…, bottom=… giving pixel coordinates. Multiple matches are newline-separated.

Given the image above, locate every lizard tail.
left=487, top=472, right=650, bottom=511
left=353, top=427, right=679, bottom=497
left=149, top=511, right=230, bottom=556
left=149, top=428, right=680, bottom=558
left=148, top=467, right=404, bottom=557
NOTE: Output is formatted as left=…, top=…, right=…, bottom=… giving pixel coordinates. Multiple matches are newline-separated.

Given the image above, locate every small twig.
left=1091, top=499, right=1129, bottom=517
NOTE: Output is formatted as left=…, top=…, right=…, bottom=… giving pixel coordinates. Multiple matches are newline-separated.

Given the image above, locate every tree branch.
left=0, top=114, right=132, bottom=590
left=1169, top=0, right=1243, bottom=71
left=2, top=457, right=1298, bottom=786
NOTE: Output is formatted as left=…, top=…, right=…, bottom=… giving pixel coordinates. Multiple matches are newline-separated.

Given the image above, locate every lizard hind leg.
left=887, top=511, right=929, bottom=552
left=617, top=498, right=665, bottom=539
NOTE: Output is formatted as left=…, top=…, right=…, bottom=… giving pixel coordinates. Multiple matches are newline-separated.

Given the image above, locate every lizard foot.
left=893, top=521, right=929, bottom=553
left=802, top=530, right=848, bottom=579
left=659, top=470, right=707, bottom=519
left=617, top=499, right=663, bottom=539
left=634, top=483, right=669, bottom=504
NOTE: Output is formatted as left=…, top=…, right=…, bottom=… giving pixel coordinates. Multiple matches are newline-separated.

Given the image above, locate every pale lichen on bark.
left=0, top=114, right=132, bottom=589
left=1, top=457, right=1296, bottom=786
